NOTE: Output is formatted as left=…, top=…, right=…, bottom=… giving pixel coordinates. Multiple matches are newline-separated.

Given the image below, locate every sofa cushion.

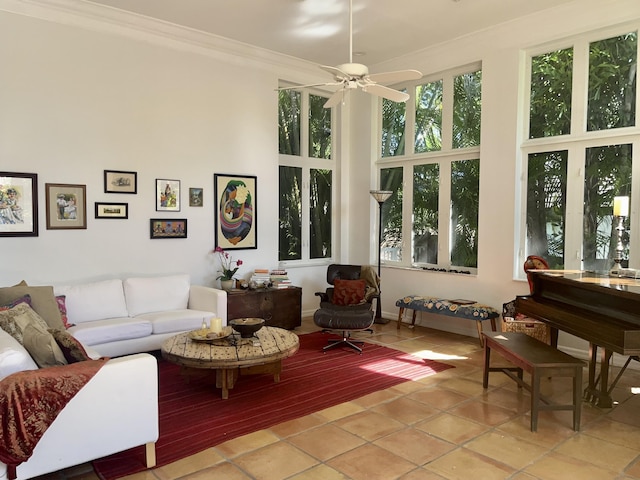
left=138, top=309, right=214, bottom=334
left=0, top=285, right=64, bottom=330
left=68, top=317, right=152, bottom=346
left=0, top=328, right=38, bottom=381
left=124, top=274, right=190, bottom=317
left=54, top=279, right=128, bottom=324
left=49, top=329, right=91, bottom=363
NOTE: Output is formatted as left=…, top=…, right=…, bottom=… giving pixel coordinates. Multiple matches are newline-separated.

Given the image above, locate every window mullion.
left=564, top=146, right=585, bottom=270
left=572, top=40, right=589, bottom=135
left=439, top=160, right=452, bottom=268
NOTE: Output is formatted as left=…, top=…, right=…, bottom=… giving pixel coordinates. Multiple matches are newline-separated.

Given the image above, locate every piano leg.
left=583, top=343, right=614, bottom=408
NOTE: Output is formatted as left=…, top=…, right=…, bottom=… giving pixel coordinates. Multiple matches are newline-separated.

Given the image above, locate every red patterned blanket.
left=0, top=358, right=108, bottom=479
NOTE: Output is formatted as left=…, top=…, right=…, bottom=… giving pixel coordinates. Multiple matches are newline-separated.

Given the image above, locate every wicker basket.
left=502, top=300, right=551, bottom=344
left=502, top=316, right=550, bottom=343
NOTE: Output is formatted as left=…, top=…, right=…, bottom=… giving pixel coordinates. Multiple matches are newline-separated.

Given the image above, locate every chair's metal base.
left=323, top=332, right=365, bottom=354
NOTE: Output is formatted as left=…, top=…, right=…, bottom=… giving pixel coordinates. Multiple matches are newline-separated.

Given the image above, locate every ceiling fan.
left=279, top=0, right=422, bottom=108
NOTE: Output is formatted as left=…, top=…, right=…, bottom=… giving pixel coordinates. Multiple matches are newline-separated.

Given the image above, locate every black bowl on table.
left=229, top=318, right=265, bottom=338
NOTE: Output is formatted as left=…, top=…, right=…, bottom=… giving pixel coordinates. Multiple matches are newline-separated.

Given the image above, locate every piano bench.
left=395, top=295, right=499, bottom=346
left=482, top=332, right=584, bottom=432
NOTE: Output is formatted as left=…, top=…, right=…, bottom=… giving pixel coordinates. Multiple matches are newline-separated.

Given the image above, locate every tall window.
left=523, top=30, right=638, bottom=271
left=278, top=89, right=334, bottom=263
left=379, top=66, right=482, bottom=271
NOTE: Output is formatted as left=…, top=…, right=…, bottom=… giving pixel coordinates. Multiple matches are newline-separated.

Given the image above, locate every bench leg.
left=482, top=337, right=490, bottom=388
left=397, top=307, right=405, bottom=330
left=476, top=321, right=484, bottom=347
left=531, top=371, right=540, bottom=432
left=574, top=366, right=583, bottom=431
left=411, top=310, right=417, bottom=328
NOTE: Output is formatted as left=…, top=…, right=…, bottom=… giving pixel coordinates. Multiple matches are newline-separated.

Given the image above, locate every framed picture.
left=214, top=173, right=257, bottom=250
left=156, top=179, right=180, bottom=211
left=104, top=170, right=137, bottom=194
left=45, top=183, right=87, bottom=230
left=189, top=187, right=203, bottom=207
left=150, top=218, right=187, bottom=239
left=0, top=172, right=38, bottom=237
left=95, top=202, right=128, bottom=219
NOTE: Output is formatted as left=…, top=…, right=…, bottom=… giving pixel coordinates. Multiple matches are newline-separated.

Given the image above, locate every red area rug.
left=93, top=331, right=452, bottom=479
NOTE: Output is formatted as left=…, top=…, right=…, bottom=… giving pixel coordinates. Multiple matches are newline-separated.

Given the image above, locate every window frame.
left=278, top=84, right=337, bottom=267
left=517, top=23, right=640, bottom=277
left=376, top=62, right=482, bottom=274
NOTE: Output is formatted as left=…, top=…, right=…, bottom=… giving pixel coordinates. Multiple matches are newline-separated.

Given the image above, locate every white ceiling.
left=85, top=0, right=576, bottom=67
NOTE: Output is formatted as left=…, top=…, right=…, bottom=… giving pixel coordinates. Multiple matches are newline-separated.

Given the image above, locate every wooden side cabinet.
left=226, top=287, right=302, bottom=330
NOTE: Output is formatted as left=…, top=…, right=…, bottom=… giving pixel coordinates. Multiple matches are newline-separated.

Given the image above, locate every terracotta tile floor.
left=36, top=318, right=640, bottom=480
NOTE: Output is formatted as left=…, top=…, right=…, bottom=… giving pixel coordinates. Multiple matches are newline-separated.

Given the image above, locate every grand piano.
left=516, top=270, right=640, bottom=408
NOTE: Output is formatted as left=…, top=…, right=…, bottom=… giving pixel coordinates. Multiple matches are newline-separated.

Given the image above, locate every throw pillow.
left=0, top=294, right=32, bottom=311
left=332, top=279, right=367, bottom=306
left=22, top=323, right=67, bottom=368
left=55, top=295, right=73, bottom=329
left=0, top=303, right=51, bottom=344
left=0, top=285, right=64, bottom=330
left=49, top=329, right=90, bottom=363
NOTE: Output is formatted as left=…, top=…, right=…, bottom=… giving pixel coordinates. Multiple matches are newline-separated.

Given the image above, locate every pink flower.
left=213, top=247, right=242, bottom=280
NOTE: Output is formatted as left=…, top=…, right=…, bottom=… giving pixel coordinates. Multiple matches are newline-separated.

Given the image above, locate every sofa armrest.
left=2, top=353, right=158, bottom=480
left=189, top=285, right=227, bottom=325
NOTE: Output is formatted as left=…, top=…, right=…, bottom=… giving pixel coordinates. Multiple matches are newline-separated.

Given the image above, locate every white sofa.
left=0, top=328, right=159, bottom=480
left=54, top=274, right=227, bottom=357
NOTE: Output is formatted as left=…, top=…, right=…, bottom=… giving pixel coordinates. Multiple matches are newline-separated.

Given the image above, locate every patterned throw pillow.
left=48, top=329, right=91, bottom=363
left=55, top=295, right=73, bottom=329
left=0, top=303, right=50, bottom=344
left=23, top=323, right=67, bottom=368
left=332, top=279, right=367, bottom=306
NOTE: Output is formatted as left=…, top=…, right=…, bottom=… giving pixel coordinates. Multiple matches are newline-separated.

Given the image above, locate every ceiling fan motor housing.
left=336, top=63, right=369, bottom=79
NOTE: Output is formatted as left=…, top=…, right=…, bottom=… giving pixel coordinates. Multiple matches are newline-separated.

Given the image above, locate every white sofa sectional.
left=0, top=273, right=227, bottom=480
left=55, top=274, right=227, bottom=357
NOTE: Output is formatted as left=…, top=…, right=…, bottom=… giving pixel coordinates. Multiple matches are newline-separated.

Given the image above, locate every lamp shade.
left=370, top=190, right=392, bottom=203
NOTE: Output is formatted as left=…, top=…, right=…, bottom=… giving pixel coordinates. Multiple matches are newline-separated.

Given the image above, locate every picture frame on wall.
left=214, top=173, right=257, bottom=250
left=95, top=202, right=128, bottom=219
left=104, top=170, right=137, bottom=194
left=150, top=218, right=187, bottom=239
left=45, top=183, right=87, bottom=230
left=0, top=171, right=38, bottom=237
left=189, top=187, right=203, bottom=207
left=156, top=179, right=180, bottom=211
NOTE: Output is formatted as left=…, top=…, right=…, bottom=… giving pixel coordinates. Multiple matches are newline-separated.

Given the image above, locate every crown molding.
left=0, top=0, right=323, bottom=81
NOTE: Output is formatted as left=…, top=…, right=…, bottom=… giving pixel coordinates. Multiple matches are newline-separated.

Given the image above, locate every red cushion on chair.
left=332, top=279, right=366, bottom=306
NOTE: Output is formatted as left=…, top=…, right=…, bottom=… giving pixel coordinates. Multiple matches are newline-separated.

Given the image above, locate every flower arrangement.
left=213, top=246, right=243, bottom=280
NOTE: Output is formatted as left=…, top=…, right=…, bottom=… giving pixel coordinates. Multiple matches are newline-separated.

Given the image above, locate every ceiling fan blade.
left=323, top=89, right=347, bottom=108
left=367, top=69, right=423, bottom=85
left=362, top=84, right=410, bottom=103
left=319, top=64, right=349, bottom=80
left=277, top=82, right=340, bottom=92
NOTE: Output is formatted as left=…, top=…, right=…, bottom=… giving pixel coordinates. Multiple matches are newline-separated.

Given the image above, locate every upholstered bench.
left=395, top=295, right=499, bottom=346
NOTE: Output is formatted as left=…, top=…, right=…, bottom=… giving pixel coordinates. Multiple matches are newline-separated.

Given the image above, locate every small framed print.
left=150, top=218, right=187, bottom=239
left=45, top=183, right=87, bottom=230
left=156, top=179, right=180, bottom=211
left=104, top=170, right=137, bottom=194
left=0, top=172, right=38, bottom=237
left=95, top=202, right=128, bottom=219
left=189, top=187, right=203, bottom=207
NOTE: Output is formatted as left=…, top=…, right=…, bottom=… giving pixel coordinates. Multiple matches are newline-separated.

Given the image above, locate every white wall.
left=2, top=1, right=640, bottom=357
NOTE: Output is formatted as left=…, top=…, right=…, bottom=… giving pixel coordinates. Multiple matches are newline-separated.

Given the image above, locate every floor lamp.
left=370, top=190, right=393, bottom=324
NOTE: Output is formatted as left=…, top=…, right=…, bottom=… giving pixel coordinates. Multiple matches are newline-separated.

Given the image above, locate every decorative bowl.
left=189, top=326, right=233, bottom=342
left=229, top=318, right=265, bottom=338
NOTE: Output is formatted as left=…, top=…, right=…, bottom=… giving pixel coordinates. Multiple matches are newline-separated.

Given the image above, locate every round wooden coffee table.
left=161, top=326, right=299, bottom=399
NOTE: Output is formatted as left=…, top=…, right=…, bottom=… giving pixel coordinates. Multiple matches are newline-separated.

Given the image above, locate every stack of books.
left=250, top=269, right=271, bottom=287
left=270, top=269, right=292, bottom=289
